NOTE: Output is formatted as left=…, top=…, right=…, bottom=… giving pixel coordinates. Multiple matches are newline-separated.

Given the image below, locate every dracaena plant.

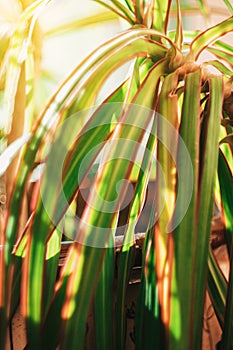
left=0, top=0, right=233, bottom=349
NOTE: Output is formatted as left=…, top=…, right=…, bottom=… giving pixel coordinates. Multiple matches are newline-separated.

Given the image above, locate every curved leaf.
left=94, top=0, right=136, bottom=23
left=188, top=16, right=233, bottom=60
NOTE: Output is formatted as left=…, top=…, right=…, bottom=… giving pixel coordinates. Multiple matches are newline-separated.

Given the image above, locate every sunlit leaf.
left=169, top=69, right=201, bottom=349
left=115, top=58, right=167, bottom=349
left=1, top=1, right=233, bottom=349
left=152, top=0, right=173, bottom=33
left=0, top=133, right=31, bottom=176
left=0, top=0, right=50, bottom=135
left=94, top=241, right=115, bottom=350
left=205, top=60, right=232, bottom=77
left=208, top=46, right=233, bottom=69
left=94, top=0, right=135, bottom=23
left=193, top=75, right=222, bottom=349
left=188, top=16, right=233, bottom=60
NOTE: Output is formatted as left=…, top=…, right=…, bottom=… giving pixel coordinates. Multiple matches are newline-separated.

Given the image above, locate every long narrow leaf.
left=208, top=248, right=227, bottom=329
left=94, top=0, right=136, bottom=23
left=207, top=46, right=233, bottom=69
left=218, top=149, right=233, bottom=254
left=222, top=238, right=233, bottom=350
left=94, top=241, right=115, bottom=350
left=169, top=69, right=201, bottom=350
left=154, top=69, right=181, bottom=334
left=152, top=0, right=173, bottom=34
left=193, top=75, right=223, bottom=349
left=115, top=58, right=167, bottom=350
left=204, top=60, right=232, bottom=77
left=188, top=16, right=233, bottom=60
left=4, top=28, right=169, bottom=348
left=222, top=0, right=233, bottom=14
left=45, top=56, right=170, bottom=348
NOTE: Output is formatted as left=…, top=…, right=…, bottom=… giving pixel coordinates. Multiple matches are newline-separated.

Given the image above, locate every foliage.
left=0, top=0, right=233, bottom=349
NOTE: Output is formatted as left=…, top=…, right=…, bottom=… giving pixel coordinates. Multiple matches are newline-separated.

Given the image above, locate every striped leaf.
left=169, top=69, right=201, bottom=350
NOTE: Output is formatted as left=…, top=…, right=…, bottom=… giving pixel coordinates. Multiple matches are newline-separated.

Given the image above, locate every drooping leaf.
left=205, top=60, right=232, bottom=77
left=2, top=27, right=169, bottom=348
left=41, top=55, right=168, bottom=349
left=188, top=16, right=233, bottom=60
left=94, top=0, right=136, bottom=23
left=208, top=46, right=233, bottom=69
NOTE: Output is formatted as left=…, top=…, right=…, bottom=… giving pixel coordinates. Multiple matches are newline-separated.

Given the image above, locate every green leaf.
left=50, top=27, right=168, bottom=113
left=151, top=70, right=181, bottom=348
left=136, top=224, right=162, bottom=349
left=110, top=0, right=136, bottom=22
left=204, top=61, right=232, bottom=77
left=48, top=60, right=167, bottom=349
left=193, top=75, right=222, bottom=349
left=169, top=69, right=201, bottom=350
left=23, top=105, right=120, bottom=348
left=124, top=0, right=135, bottom=12
left=115, top=58, right=167, bottom=349
left=188, top=16, right=233, bottom=60
left=167, top=70, right=200, bottom=349
left=94, top=0, right=135, bottom=23
left=3, top=26, right=169, bottom=347
left=35, top=83, right=140, bottom=348
left=152, top=0, right=173, bottom=34
left=94, top=242, right=115, bottom=350
left=222, top=238, right=233, bottom=350
left=222, top=0, right=233, bottom=14
left=207, top=47, right=233, bottom=69
left=197, top=0, right=211, bottom=18
left=208, top=248, right=227, bottom=329
left=46, top=243, right=106, bottom=350
left=43, top=228, right=62, bottom=315
left=135, top=0, right=143, bottom=24
left=218, top=149, right=233, bottom=253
